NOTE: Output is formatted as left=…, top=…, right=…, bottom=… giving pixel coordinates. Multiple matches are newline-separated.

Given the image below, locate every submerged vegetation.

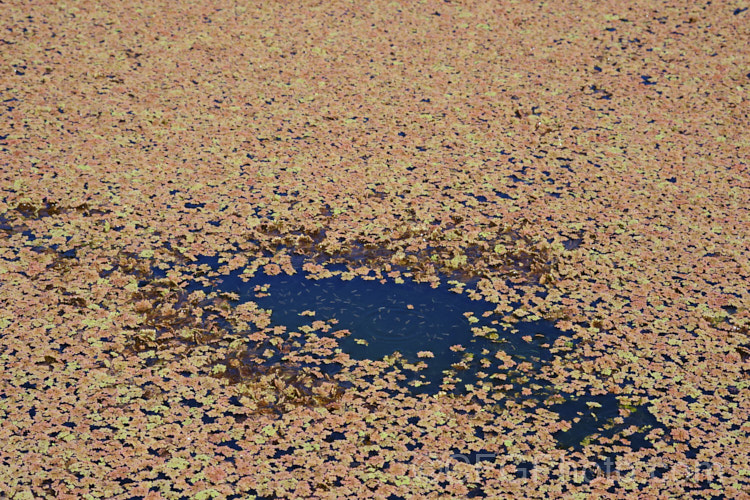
left=1, top=0, right=749, bottom=498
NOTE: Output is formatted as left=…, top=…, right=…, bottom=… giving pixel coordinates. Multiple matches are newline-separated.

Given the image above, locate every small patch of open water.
left=199, top=262, right=568, bottom=395
left=160, top=256, right=663, bottom=452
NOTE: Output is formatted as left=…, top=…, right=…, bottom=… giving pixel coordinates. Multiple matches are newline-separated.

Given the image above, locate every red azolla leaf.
left=263, top=263, right=282, bottom=276
left=204, top=464, right=228, bottom=483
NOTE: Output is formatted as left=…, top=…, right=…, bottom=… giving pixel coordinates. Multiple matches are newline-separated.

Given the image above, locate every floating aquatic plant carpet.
left=1, top=0, right=748, bottom=498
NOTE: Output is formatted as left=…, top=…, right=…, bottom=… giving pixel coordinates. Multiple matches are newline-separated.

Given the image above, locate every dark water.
left=182, top=258, right=663, bottom=452
left=202, top=264, right=568, bottom=395
left=550, top=393, right=661, bottom=451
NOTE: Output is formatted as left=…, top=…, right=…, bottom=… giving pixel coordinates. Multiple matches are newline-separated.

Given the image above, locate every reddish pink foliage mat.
left=1, top=0, right=748, bottom=497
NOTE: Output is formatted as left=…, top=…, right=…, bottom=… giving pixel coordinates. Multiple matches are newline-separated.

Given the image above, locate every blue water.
left=199, top=263, right=569, bottom=396
left=179, top=257, right=663, bottom=451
